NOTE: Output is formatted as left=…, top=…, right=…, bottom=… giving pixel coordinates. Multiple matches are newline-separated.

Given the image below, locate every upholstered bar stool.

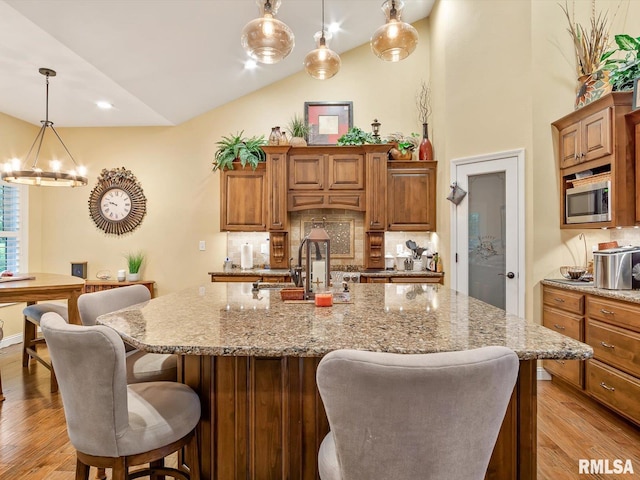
left=41, top=313, right=200, bottom=480
left=316, top=346, right=519, bottom=480
left=22, top=302, right=69, bottom=392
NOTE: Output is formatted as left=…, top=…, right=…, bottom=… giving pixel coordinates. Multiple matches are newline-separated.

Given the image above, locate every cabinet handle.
left=600, top=341, right=615, bottom=349
left=554, top=297, right=565, bottom=303
left=599, top=382, right=615, bottom=392
left=370, top=221, right=373, bottom=226
left=555, top=360, right=566, bottom=365
left=553, top=323, right=566, bottom=330
left=600, top=308, right=615, bottom=315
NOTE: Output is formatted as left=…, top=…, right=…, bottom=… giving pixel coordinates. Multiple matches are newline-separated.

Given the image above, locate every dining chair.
left=41, top=312, right=200, bottom=480
left=22, top=302, right=69, bottom=392
left=316, top=346, right=519, bottom=480
left=78, top=284, right=177, bottom=384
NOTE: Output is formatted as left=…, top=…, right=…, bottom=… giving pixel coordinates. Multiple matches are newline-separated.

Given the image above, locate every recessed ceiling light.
left=244, top=59, right=258, bottom=70
left=328, top=22, right=340, bottom=33
left=96, top=101, right=113, bottom=110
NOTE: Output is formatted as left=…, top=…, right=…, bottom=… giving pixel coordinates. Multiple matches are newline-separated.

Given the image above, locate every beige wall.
left=0, top=20, right=430, bottom=338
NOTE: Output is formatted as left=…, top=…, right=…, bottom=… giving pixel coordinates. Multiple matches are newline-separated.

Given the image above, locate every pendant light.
left=241, top=0, right=295, bottom=64
left=1, top=68, right=87, bottom=187
left=304, top=0, right=341, bottom=80
left=370, top=0, right=418, bottom=62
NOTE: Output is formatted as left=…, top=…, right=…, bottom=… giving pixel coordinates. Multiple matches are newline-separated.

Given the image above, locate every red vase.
left=418, top=123, right=433, bottom=161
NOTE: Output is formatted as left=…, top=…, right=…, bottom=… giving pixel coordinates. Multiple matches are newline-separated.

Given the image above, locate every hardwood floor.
left=1, top=343, right=639, bottom=479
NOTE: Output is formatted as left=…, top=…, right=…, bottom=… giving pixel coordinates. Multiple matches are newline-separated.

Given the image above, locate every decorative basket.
left=570, top=171, right=610, bottom=187
left=280, top=288, right=304, bottom=301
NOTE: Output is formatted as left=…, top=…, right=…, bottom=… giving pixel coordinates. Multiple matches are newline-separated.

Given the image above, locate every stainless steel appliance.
left=565, top=180, right=611, bottom=224
left=593, top=246, right=640, bottom=290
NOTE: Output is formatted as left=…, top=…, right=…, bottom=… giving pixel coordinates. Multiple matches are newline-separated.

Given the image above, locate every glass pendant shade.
left=1, top=68, right=87, bottom=187
left=370, top=0, right=418, bottom=62
left=304, top=31, right=341, bottom=80
left=241, top=0, right=294, bottom=64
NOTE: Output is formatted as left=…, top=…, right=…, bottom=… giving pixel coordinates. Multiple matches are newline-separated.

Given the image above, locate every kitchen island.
left=98, top=282, right=592, bottom=480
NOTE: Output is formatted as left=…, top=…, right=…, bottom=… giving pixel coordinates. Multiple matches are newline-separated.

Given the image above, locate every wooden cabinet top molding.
left=262, top=144, right=392, bottom=155
left=551, top=91, right=633, bottom=131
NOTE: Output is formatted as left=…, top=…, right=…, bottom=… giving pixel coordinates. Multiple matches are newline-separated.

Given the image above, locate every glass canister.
left=269, top=126, right=282, bottom=145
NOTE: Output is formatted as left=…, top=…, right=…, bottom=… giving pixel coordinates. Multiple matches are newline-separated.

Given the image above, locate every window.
left=0, top=183, right=27, bottom=273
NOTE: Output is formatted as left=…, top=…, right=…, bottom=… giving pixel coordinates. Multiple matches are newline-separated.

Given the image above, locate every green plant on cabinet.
left=212, top=131, right=267, bottom=171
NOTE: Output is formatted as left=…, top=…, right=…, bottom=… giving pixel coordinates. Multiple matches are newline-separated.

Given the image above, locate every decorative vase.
left=268, top=126, right=282, bottom=145
left=279, top=132, right=289, bottom=145
left=575, top=70, right=611, bottom=110
left=418, top=123, right=434, bottom=161
left=127, top=272, right=140, bottom=282
left=389, top=148, right=413, bottom=160
left=290, top=136, right=307, bottom=147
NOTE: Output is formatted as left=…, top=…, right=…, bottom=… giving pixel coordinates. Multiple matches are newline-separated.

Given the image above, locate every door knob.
left=499, top=272, right=515, bottom=279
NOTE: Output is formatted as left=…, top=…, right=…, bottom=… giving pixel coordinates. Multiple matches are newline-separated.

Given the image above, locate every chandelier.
left=241, top=0, right=295, bottom=64
left=370, top=0, right=418, bottom=62
left=304, top=0, right=341, bottom=80
left=1, top=68, right=87, bottom=187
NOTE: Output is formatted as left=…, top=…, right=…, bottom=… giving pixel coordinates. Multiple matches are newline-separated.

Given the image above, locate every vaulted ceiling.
left=0, top=0, right=433, bottom=128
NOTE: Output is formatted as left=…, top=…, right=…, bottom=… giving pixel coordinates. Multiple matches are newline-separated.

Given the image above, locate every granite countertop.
left=542, top=278, right=640, bottom=304
left=360, top=270, right=444, bottom=278
left=208, top=269, right=444, bottom=278
left=209, top=269, right=290, bottom=276
left=97, top=283, right=591, bottom=361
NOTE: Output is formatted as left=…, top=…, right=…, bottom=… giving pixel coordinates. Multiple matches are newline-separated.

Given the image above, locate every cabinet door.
left=327, top=154, right=364, bottom=190
left=581, top=107, right=612, bottom=163
left=387, top=162, right=436, bottom=231
left=221, top=165, right=266, bottom=231
left=559, top=123, right=580, bottom=169
left=265, top=148, right=288, bottom=231
left=365, top=152, right=387, bottom=231
left=288, top=154, right=324, bottom=190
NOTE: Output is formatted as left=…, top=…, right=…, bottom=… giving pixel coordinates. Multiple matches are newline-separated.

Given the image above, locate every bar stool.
left=22, top=302, right=69, bottom=393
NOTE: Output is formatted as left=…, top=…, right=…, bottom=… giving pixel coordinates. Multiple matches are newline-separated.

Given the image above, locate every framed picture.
left=304, top=101, right=353, bottom=145
left=633, top=77, right=640, bottom=111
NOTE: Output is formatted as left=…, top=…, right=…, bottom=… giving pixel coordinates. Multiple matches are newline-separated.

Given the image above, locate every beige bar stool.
left=22, top=302, right=69, bottom=393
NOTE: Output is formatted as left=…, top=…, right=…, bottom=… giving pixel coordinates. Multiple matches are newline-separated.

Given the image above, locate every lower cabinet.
left=360, top=275, right=444, bottom=284
left=209, top=274, right=290, bottom=283
left=542, top=284, right=640, bottom=426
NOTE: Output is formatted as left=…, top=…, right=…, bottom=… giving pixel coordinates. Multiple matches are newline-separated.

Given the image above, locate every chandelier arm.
left=24, top=123, right=47, bottom=169
left=49, top=125, right=80, bottom=166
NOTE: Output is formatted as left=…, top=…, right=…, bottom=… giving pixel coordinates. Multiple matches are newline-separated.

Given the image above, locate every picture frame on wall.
left=633, top=77, right=640, bottom=111
left=304, top=101, right=353, bottom=145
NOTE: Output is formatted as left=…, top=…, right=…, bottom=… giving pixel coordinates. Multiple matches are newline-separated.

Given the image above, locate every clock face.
left=100, top=188, right=131, bottom=221
left=88, top=167, right=147, bottom=236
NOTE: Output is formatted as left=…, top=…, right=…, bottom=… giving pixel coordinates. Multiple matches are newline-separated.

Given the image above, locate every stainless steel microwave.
left=565, top=180, right=611, bottom=224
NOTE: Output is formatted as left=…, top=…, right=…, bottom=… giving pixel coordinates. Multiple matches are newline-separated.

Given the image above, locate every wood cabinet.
left=541, top=286, right=585, bottom=389
left=387, top=161, right=437, bottom=231
left=209, top=273, right=291, bottom=283
left=287, top=147, right=365, bottom=211
left=585, top=295, right=640, bottom=425
left=552, top=92, right=635, bottom=228
left=626, top=108, right=640, bottom=223
left=360, top=275, right=444, bottom=284
left=220, top=163, right=266, bottom=231
left=84, top=280, right=156, bottom=298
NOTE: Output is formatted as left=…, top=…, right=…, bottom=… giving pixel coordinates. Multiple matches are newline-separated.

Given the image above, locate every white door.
left=451, top=149, right=524, bottom=317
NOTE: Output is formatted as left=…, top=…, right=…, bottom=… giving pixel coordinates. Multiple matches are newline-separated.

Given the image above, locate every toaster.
left=593, top=246, right=640, bottom=290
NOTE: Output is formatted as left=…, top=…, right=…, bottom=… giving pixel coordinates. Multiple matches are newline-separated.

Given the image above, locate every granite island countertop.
left=98, top=283, right=591, bottom=361
left=542, top=278, right=640, bottom=304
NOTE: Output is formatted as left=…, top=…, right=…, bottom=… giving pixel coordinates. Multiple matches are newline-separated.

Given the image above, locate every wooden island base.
left=181, top=356, right=536, bottom=480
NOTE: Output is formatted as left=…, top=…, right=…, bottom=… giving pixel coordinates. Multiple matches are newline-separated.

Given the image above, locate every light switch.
left=199, top=240, right=206, bottom=251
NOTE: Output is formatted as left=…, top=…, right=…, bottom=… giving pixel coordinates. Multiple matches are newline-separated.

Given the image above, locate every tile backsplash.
left=609, top=227, right=640, bottom=246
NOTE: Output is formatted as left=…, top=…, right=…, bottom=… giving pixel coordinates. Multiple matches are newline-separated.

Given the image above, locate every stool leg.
left=23, top=317, right=36, bottom=367
left=95, top=467, right=106, bottom=480
left=0, top=369, right=4, bottom=402
left=50, top=361, right=59, bottom=393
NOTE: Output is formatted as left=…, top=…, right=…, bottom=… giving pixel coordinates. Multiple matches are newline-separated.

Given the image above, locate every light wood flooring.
left=1, top=343, right=640, bottom=479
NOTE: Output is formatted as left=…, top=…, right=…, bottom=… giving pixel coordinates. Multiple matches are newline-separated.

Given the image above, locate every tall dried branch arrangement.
left=560, top=0, right=611, bottom=77
left=416, top=81, right=432, bottom=124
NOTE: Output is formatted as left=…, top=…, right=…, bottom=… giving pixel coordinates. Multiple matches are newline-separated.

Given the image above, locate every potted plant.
left=336, top=126, right=381, bottom=146
left=212, top=131, right=267, bottom=171
left=125, top=251, right=144, bottom=281
left=287, top=114, right=310, bottom=147
left=601, top=34, right=640, bottom=91
left=386, top=132, right=419, bottom=160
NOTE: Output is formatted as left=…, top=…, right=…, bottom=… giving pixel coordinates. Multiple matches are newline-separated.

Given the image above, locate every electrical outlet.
left=199, top=240, right=206, bottom=251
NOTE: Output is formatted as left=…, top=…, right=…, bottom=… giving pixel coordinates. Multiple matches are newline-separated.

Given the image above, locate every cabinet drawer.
left=543, top=359, right=583, bottom=389
left=587, top=296, right=640, bottom=332
left=586, top=359, right=640, bottom=426
left=542, top=287, right=584, bottom=315
left=542, top=306, right=583, bottom=341
left=326, top=193, right=365, bottom=210
left=586, top=319, right=640, bottom=378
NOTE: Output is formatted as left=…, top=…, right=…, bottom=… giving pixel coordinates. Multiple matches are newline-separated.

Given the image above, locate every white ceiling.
left=0, top=0, right=433, bottom=128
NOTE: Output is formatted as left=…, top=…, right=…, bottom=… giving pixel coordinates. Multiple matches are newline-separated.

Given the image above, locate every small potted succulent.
left=125, top=251, right=144, bottom=281
left=212, top=131, right=267, bottom=171
left=287, top=114, right=310, bottom=147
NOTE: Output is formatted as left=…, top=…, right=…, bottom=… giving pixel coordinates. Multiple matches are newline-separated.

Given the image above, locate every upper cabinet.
left=220, top=163, right=267, bottom=231
left=552, top=92, right=635, bottom=228
left=627, top=109, right=640, bottom=224
left=387, top=161, right=437, bottom=231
